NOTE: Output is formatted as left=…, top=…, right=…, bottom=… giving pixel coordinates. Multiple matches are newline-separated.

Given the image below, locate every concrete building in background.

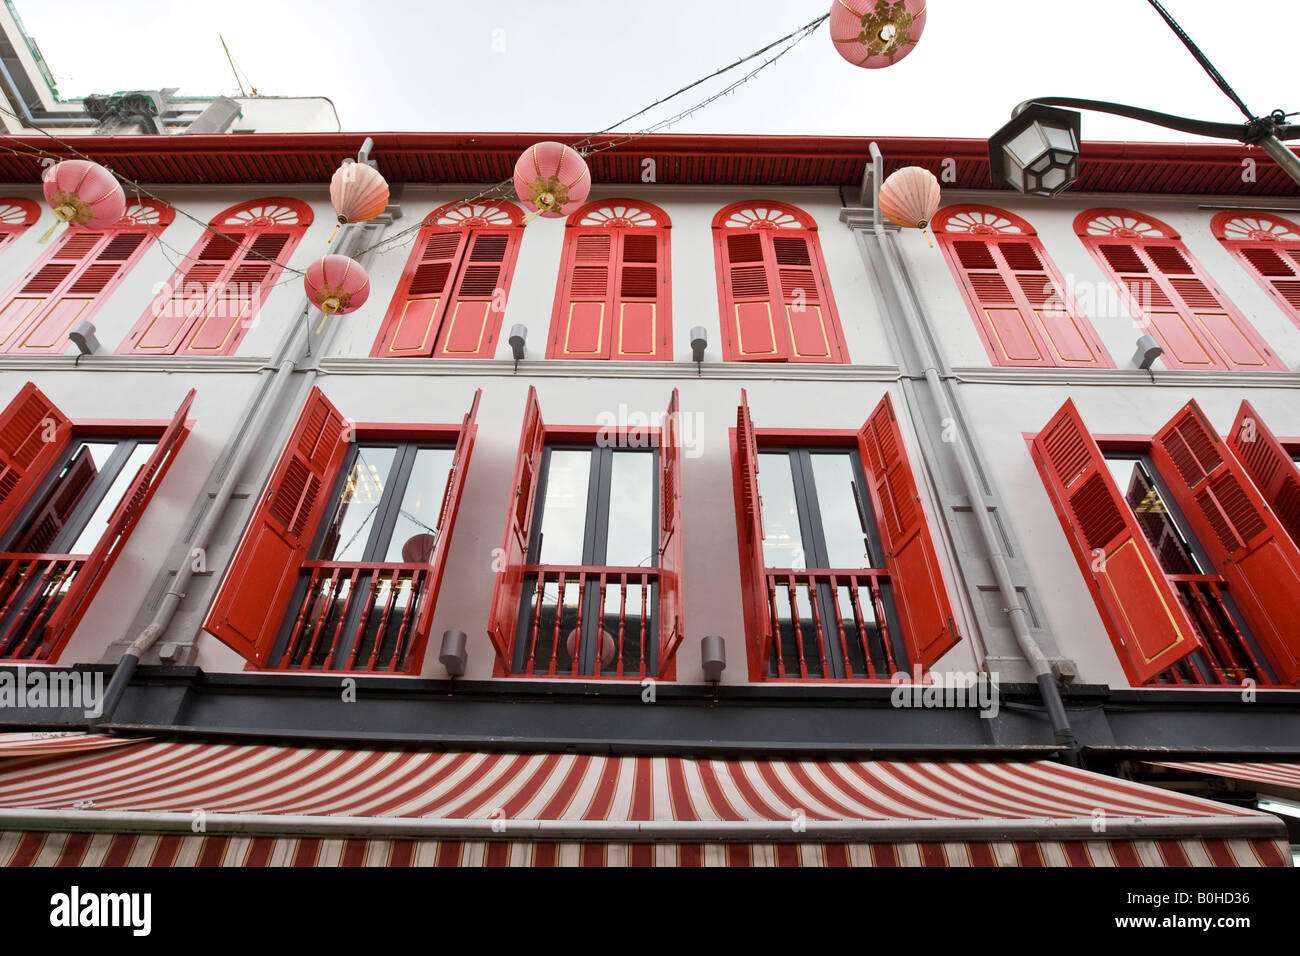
left=0, top=127, right=1296, bottom=867
left=0, top=0, right=339, bottom=134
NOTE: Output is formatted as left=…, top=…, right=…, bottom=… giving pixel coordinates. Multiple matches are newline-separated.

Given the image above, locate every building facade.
left=0, top=130, right=1296, bottom=867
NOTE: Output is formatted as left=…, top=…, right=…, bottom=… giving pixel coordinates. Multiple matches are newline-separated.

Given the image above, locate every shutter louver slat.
left=0, top=383, right=72, bottom=538
left=1231, top=400, right=1300, bottom=550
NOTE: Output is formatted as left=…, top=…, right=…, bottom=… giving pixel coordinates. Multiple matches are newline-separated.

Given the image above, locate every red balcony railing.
left=516, top=565, right=657, bottom=678
left=1151, top=574, right=1274, bottom=686
left=275, top=561, right=431, bottom=673
left=0, top=554, right=87, bottom=661
left=764, top=568, right=895, bottom=680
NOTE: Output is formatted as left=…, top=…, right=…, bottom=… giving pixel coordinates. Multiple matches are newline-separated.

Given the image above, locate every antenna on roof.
left=219, top=34, right=258, bottom=97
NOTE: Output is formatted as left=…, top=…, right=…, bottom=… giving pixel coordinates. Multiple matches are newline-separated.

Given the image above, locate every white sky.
left=16, top=0, right=1300, bottom=144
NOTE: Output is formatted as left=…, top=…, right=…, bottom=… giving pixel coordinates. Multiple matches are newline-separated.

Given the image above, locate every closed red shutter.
left=1031, top=399, right=1202, bottom=683
left=204, top=387, right=349, bottom=665
left=434, top=233, right=519, bottom=358
left=412, top=389, right=480, bottom=652
left=935, top=206, right=1112, bottom=368
left=732, top=388, right=771, bottom=674
left=858, top=394, right=959, bottom=668
left=41, top=390, right=194, bottom=653
left=122, top=198, right=309, bottom=356
left=713, top=203, right=847, bottom=364
left=1230, top=400, right=1300, bottom=549
left=0, top=382, right=73, bottom=537
left=0, top=202, right=170, bottom=354
left=657, top=388, right=683, bottom=677
left=1212, top=211, right=1300, bottom=330
left=548, top=202, right=672, bottom=361
left=1076, top=208, right=1281, bottom=371
left=1151, top=400, right=1300, bottom=683
left=485, top=386, right=545, bottom=670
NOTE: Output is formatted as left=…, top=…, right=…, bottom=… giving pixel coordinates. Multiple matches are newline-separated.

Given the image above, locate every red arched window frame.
left=934, top=205, right=1112, bottom=368
left=0, top=198, right=40, bottom=251
left=1211, top=210, right=1300, bottom=330
left=0, top=199, right=174, bottom=354
left=372, top=199, right=524, bottom=359
left=712, top=201, right=847, bottom=364
left=547, top=200, right=672, bottom=361
left=1074, top=208, right=1282, bottom=371
left=120, top=197, right=312, bottom=356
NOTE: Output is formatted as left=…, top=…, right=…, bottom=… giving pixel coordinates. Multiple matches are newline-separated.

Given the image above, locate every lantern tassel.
left=315, top=312, right=329, bottom=334
left=38, top=221, right=60, bottom=244
left=924, top=227, right=934, bottom=249
left=327, top=223, right=340, bottom=244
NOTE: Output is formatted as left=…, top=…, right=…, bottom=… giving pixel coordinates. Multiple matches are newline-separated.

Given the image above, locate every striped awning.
left=1150, top=761, right=1300, bottom=801
left=0, top=732, right=148, bottom=758
left=0, top=740, right=1287, bottom=867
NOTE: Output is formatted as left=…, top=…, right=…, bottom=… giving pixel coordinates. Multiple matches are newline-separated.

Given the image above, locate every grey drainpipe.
left=866, top=142, right=1079, bottom=760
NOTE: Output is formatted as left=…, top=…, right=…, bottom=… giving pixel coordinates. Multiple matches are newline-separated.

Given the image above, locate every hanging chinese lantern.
left=566, top=628, right=617, bottom=668
left=40, top=159, right=126, bottom=242
left=830, top=0, right=926, bottom=69
left=513, top=142, right=591, bottom=221
left=305, top=254, right=370, bottom=320
left=878, top=166, right=941, bottom=244
left=328, top=159, right=389, bottom=241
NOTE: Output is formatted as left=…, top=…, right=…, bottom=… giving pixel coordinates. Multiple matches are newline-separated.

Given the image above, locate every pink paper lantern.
left=513, top=142, right=591, bottom=219
left=878, top=166, right=941, bottom=230
left=329, top=159, right=389, bottom=226
left=41, top=159, right=126, bottom=230
left=305, top=254, right=370, bottom=315
left=830, top=0, right=926, bottom=69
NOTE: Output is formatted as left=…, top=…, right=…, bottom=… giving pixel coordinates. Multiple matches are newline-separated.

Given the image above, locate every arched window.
left=0, top=199, right=174, bottom=354
left=373, top=199, right=524, bottom=359
left=120, top=197, right=312, bottom=356
left=1211, top=210, right=1300, bottom=330
left=547, top=200, right=672, bottom=361
left=0, top=199, right=40, bottom=251
left=934, top=205, right=1112, bottom=367
left=1074, top=208, right=1281, bottom=370
left=712, top=201, right=846, bottom=363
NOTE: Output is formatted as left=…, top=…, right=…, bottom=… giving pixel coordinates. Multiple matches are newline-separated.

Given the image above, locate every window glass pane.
left=66, top=442, right=157, bottom=555
left=809, top=452, right=875, bottom=568
left=605, top=451, right=654, bottom=567
left=1105, top=457, right=1203, bottom=574
left=384, top=447, right=454, bottom=562
left=9, top=441, right=118, bottom=554
left=536, top=450, right=591, bottom=565
left=757, top=452, right=803, bottom=568
left=315, top=446, right=397, bottom=562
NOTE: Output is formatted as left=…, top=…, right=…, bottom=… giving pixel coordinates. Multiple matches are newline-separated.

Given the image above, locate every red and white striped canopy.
left=0, top=732, right=146, bottom=758
left=0, top=737, right=1287, bottom=867
left=1150, top=760, right=1300, bottom=800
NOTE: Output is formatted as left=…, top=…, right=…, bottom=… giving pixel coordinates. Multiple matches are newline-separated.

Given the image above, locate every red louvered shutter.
left=374, top=231, right=467, bottom=357
left=858, top=394, right=959, bottom=668
left=733, top=388, right=771, bottom=674
left=551, top=232, right=614, bottom=359
left=0, top=383, right=72, bottom=537
left=1151, top=400, right=1300, bottom=683
left=1212, top=212, right=1300, bottom=330
left=435, top=233, right=520, bottom=358
left=1031, top=399, right=1201, bottom=683
left=204, top=388, right=349, bottom=665
left=721, top=231, right=784, bottom=361
left=412, top=390, right=480, bottom=650
left=612, top=231, right=671, bottom=360
left=41, top=390, right=194, bottom=652
left=657, top=388, right=683, bottom=677
left=0, top=229, right=153, bottom=353
left=1230, top=400, right=1300, bottom=549
left=486, top=386, right=545, bottom=669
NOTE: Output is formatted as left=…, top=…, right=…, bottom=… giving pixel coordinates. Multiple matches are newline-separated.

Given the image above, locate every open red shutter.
left=434, top=233, right=517, bottom=358
left=733, top=389, right=771, bottom=673
left=42, top=390, right=194, bottom=648
left=485, top=386, right=544, bottom=669
left=657, top=388, right=684, bottom=677
left=858, top=394, right=959, bottom=669
left=0, top=383, right=72, bottom=537
left=1031, top=399, right=1201, bottom=683
left=1230, top=400, right=1300, bottom=549
left=612, top=231, right=670, bottom=360
left=204, top=388, right=349, bottom=665
left=721, top=232, right=786, bottom=361
left=413, top=390, right=480, bottom=648
left=374, top=230, right=468, bottom=357
left=1151, top=400, right=1300, bottom=683
left=550, top=232, right=614, bottom=358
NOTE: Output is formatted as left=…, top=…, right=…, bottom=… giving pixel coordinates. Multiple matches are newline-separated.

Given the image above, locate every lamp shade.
left=987, top=104, right=1082, bottom=198
left=513, top=142, right=591, bottom=219
left=305, top=254, right=370, bottom=315
left=878, top=166, right=941, bottom=230
left=41, top=160, right=126, bottom=230
left=830, top=0, right=926, bottom=69
left=329, top=159, right=389, bottom=225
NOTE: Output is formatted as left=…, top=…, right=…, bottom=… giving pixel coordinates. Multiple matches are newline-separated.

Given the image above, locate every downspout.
left=866, top=142, right=1079, bottom=760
